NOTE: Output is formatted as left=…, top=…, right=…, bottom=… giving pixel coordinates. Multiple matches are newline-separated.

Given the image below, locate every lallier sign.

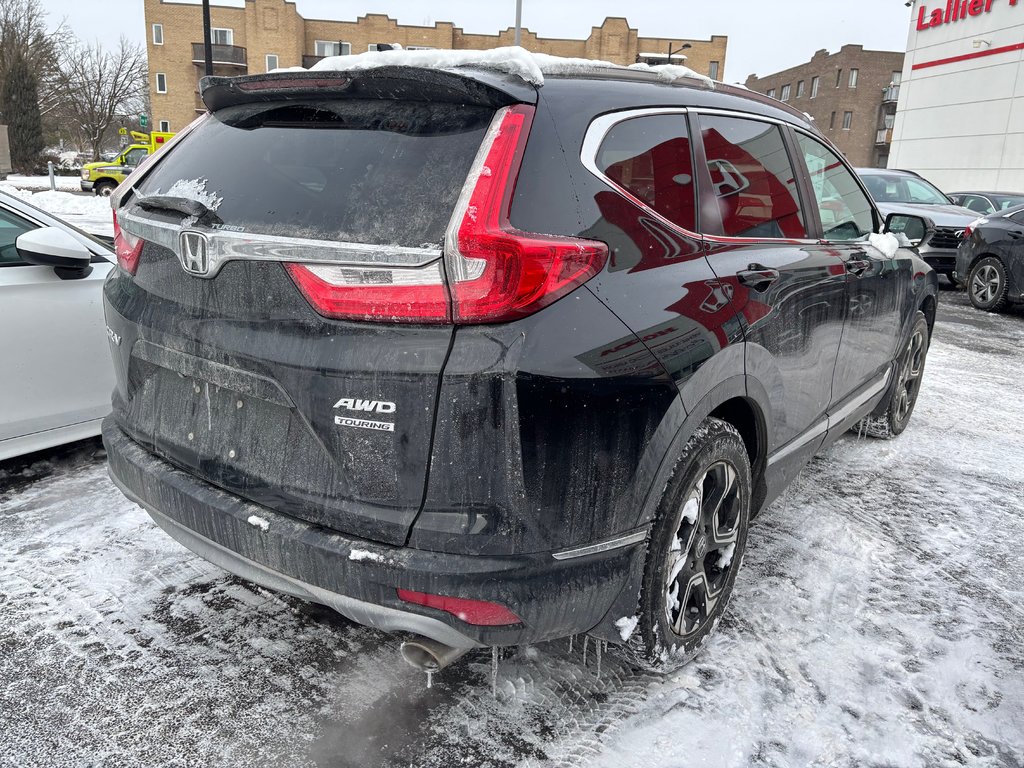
left=917, top=0, right=1019, bottom=29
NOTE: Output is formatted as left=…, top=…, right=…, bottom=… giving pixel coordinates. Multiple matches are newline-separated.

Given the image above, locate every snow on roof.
left=304, top=45, right=714, bottom=89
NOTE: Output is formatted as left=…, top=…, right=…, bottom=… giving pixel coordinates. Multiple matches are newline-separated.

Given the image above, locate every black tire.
left=967, top=256, right=1009, bottom=311
left=94, top=180, right=117, bottom=197
left=624, top=417, right=751, bottom=672
left=857, top=310, right=930, bottom=439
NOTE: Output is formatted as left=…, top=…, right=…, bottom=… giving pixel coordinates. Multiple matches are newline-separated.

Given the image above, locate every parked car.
left=948, top=191, right=1024, bottom=216
left=955, top=204, right=1024, bottom=311
left=0, top=190, right=115, bottom=460
left=101, top=53, right=938, bottom=673
left=857, top=168, right=976, bottom=282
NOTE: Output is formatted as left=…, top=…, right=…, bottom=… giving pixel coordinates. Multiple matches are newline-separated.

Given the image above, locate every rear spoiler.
left=200, top=67, right=538, bottom=112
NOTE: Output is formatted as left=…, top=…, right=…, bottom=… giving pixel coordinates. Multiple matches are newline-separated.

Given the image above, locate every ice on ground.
left=868, top=232, right=901, bottom=258
left=349, top=548, right=386, bottom=563
left=246, top=515, right=270, bottom=532
left=308, top=46, right=713, bottom=88
left=614, top=615, right=639, bottom=641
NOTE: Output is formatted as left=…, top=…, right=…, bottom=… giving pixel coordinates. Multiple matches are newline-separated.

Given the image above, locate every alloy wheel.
left=894, top=324, right=926, bottom=423
left=970, top=264, right=1001, bottom=305
left=664, top=461, right=743, bottom=638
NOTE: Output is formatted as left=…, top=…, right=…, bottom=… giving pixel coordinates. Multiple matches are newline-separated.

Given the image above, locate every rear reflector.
left=397, top=588, right=521, bottom=626
left=113, top=211, right=143, bottom=275
left=286, top=261, right=450, bottom=323
left=444, top=104, right=608, bottom=324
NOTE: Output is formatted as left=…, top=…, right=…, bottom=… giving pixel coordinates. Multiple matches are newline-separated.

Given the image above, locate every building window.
left=406, top=45, right=435, bottom=50
left=315, top=40, right=350, bottom=57
left=708, top=61, right=720, bottom=80
left=211, top=28, right=233, bottom=46
left=892, top=71, right=902, bottom=85
left=810, top=76, right=819, bottom=98
left=780, top=84, right=791, bottom=101
left=266, top=53, right=279, bottom=71
left=156, top=73, right=167, bottom=94
left=152, top=24, right=163, bottom=45
left=836, top=68, right=843, bottom=88
left=159, top=120, right=170, bottom=132
left=849, top=68, right=859, bottom=88
left=796, top=80, right=805, bottom=98
left=842, top=111, right=853, bottom=130
left=829, top=111, right=836, bottom=130
left=767, top=88, right=775, bottom=99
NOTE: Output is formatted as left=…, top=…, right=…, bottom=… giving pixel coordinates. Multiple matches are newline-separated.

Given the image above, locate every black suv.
left=102, top=57, right=937, bottom=672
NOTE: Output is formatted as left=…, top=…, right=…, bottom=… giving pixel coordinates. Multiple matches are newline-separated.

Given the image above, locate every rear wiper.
left=135, top=193, right=213, bottom=219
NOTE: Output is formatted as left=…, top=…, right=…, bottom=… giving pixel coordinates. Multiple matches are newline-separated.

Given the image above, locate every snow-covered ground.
left=1, top=288, right=1022, bottom=768
left=0, top=182, right=113, bottom=239
left=4, top=174, right=83, bottom=192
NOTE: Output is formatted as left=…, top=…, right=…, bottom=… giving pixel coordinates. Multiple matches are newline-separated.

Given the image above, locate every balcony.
left=302, top=54, right=324, bottom=69
left=191, top=43, right=247, bottom=68
left=882, top=84, right=900, bottom=103
left=876, top=128, right=893, bottom=145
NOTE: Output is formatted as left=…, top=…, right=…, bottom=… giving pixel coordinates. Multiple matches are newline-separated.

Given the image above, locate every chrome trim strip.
left=551, top=529, right=649, bottom=561
left=118, top=210, right=442, bottom=278
left=767, top=367, right=893, bottom=468
left=826, top=367, right=892, bottom=429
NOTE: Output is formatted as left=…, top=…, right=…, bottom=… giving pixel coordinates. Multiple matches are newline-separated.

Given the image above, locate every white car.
left=0, top=190, right=116, bottom=460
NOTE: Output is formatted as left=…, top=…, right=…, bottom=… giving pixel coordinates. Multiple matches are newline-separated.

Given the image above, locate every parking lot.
left=2, top=285, right=1022, bottom=768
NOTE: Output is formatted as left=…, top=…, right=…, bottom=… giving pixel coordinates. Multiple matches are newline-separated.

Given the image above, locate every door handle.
left=737, top=265, right=780, bottom=291
left=846, top=259, right=870, bottom=276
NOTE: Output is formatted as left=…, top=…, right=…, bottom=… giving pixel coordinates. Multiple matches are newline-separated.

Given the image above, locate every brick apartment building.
left=745, top=45, right=905, bottom=168
left=145, top=0, right=728, bottom=132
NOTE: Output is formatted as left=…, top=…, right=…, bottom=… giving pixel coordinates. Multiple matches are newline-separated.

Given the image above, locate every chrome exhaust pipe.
left=400, top=636, right=471, bottom=672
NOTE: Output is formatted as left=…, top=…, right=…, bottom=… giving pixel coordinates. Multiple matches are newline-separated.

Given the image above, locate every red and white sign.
left=916, top=0, right=1019, bottom=30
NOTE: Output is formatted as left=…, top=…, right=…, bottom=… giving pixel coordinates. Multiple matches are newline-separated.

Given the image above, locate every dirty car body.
left=102, top=60, right=938, bottom=653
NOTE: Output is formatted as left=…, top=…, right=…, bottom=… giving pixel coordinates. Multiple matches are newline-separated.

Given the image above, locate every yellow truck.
left=80, top=131, right=175, bottom=196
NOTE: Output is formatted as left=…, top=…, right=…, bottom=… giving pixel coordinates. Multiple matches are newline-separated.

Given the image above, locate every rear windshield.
left=134, top=100, right=493, bottom=247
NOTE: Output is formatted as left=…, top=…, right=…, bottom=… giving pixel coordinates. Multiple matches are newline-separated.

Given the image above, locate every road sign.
left=139, top=114, right=148, bottom=128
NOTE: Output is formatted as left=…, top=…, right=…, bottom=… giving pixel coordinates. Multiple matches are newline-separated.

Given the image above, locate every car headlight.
left=81, top=169, right=89, bottom=179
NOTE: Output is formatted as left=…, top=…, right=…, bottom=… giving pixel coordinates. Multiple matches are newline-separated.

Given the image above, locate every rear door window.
left=795, top=133, right=875, bottom=241
left=698, top=115, right=808, bottom=239
left=133, top=100, right=493, bottom=248
left=595, top=114, right=696, bottom=231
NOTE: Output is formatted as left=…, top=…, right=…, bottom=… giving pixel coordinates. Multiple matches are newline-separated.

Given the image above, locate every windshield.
left=991, top=194, right=1024, bottom=211
left=860, top=173, right=950, bottom=205
left=132, top=99, right=493, bottom=248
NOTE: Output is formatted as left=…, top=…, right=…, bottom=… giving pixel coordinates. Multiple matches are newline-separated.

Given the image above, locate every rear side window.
left=596, top=115, right=696, bottom=231
left=133, top=100, right=493, bottom=247
left=699, top=115, right=807, bottom=239
left=795, top=133, right=875, bottom=241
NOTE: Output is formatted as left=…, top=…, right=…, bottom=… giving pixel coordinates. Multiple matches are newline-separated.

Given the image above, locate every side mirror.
left=17, top=227, right=94, bottom=280
left=883, top=212, right=935, bottom=248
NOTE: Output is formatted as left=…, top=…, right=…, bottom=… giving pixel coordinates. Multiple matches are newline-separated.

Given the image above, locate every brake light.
left=112, top=211, right=143, bottom=275
left=397, top=588, right=521, bottom=626
left=445, top=104, right=608, bottom=323
left=285, top=261, right=450, bottom=323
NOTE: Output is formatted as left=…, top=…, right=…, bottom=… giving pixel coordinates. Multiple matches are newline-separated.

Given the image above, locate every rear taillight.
left=287, top=104, right=607, bottom=325
left=397, top=588, right=521, bottom=626
left=112, top=211, right=143, bottom=275
left=285, top=261, right=450, bottom=323
left=444, top=104, right=608, bottom=324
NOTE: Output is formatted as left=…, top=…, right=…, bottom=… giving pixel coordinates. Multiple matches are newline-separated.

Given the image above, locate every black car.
left=949, top=191, right=1024, bottom=216
left=956, top=204, right=1024, bottom=311
left=102, top=56, right=938, bottom=673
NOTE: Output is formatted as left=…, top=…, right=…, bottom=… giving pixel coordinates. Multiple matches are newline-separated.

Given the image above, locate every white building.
left=889, top=0, right=1024, bottom=190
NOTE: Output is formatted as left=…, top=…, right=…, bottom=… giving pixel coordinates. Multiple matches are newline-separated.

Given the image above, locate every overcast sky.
left=40, top=0, right=914, bottom=83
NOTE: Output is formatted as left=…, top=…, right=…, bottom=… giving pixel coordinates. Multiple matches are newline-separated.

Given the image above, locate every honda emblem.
left=178, top=231, right=210, bottom=276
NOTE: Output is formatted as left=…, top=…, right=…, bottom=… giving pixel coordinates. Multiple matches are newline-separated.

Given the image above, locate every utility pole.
left=202, top=0, right=213, bottom=76
left=514, top=0, right=522, bottom=47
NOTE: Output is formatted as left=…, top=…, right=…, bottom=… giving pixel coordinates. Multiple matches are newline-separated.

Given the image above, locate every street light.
left=514, top=0, right=523, bottom=47
left=667, top=42, right=691, bottom=62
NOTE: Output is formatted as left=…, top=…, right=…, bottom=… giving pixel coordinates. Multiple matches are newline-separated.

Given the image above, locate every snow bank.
left=0, top=184, right=113, bottom=238
left=309, top=46, right=713, bottom=88
left=4, top=174, right=82, bottom=192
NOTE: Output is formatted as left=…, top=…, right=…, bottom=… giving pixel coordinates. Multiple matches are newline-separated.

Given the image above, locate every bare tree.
left=53, top=37, right=147, bottom=159
left=0, top=0, right=66, bottom=112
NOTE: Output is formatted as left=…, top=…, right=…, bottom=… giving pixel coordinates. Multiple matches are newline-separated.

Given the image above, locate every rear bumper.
left=919, top=247, right=956, bottom=273
left=103, top=417, right=647, bottom=647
